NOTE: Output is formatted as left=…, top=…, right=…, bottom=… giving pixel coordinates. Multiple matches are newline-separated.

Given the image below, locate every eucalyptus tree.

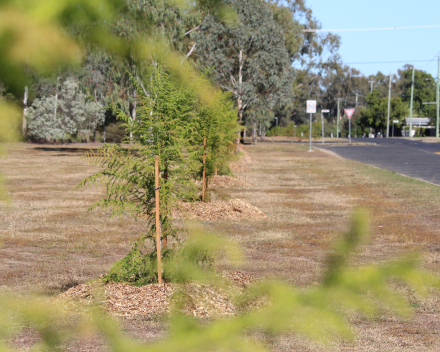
left=27, top=77, right=104, bottom=141
left=101, top=0, right=215, bottom=141
left=269, top=0, right=341, bottom=69
left=276, top=0, right=341, bottom=122
left=195, top=0, right=295, bottom=127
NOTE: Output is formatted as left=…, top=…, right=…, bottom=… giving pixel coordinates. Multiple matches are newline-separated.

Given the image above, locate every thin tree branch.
left=136, top=76, right=148, bottom=97
left=186, top=41, right=197, bottom=57
left=219, top=84, right=238, bottom=96
left=185, top=24, right=201, bottom=36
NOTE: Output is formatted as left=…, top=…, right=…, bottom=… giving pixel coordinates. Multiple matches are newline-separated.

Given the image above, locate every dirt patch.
left=209, top=175, right=251, bottom=188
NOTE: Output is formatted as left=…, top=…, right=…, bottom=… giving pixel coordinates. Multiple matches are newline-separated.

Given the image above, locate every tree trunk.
left=101, top=93, right=106, bottom=143
left=252, top=116, right=257, bottom=144
left=132, top=90, right=137, bottom=123
left=236, top=96, right=242, bottom=154
left=54, top=76, right=59, bottom=121
left=235, top=47, right=244, bottom=154
left=238, top=46, right=243, bottom=122
left=22, top=86, right=28, bottom=138
left=130, top=90, right=137, bottom=143
left=93, top=89, right=98, bottom=143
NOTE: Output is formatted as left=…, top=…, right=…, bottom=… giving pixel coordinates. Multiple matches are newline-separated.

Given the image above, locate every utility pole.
left=368, top=78, right=375, bottom=93
left=336, top=98, right=340, bottom=138
left=386, top=74, right=392, bottom=137
left=437, top=55, right=439, bottom=138
left=409, top=66, right=415, bottom=137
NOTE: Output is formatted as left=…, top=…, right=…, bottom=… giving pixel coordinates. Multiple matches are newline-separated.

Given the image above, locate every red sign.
left=344, top=109, right=355, bottom=119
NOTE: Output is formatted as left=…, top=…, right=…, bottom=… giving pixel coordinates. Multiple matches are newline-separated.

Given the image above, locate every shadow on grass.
left=34, top=147, right=99, bottom=154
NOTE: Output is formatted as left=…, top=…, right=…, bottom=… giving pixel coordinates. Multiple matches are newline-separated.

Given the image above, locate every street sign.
left=306, top=100, right=317, bottom=113
left=322, top=109, right=330, bottom=113
left=393, top=120, right=399, bottom=123
left=344, top=109, right=355, bottom=119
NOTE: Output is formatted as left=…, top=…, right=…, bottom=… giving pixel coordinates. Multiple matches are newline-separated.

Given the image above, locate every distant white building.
left=403, top=118, right=433, bottom=137
left=404, top=117, right=430, bottom=126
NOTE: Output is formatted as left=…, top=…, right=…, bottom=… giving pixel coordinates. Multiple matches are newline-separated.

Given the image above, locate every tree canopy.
left=359, top=89, right=407, bottom=135
left=399, top=67, right=436, bottom=120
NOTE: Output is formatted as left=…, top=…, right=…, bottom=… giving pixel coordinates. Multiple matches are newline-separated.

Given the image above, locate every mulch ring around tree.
left=60, top=271, right=258, bottom=319
left=172, top=198, right=267, bottom=221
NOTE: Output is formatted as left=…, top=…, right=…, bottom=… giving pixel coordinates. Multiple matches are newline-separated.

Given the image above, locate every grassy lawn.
left=1, top=142, right=440, bottom=351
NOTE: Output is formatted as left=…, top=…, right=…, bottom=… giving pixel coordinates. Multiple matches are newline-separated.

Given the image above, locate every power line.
left=340, top=59, right=434, bottom=65
left=423, top=56, right=438, bottom=70
left=292, top=59, right=434, bottom=67
left=303, top=24, right=440, bottom=33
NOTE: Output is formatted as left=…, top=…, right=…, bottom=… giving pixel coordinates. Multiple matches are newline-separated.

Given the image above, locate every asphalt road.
left=317, top=138, right=440, bottom=186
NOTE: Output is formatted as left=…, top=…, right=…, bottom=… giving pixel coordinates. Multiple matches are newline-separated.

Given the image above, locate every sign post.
left=321, top=109, right=330, bottom=144
left=336, top=99, right=340, bottom=138
left=344, top=108, right=355, bottom=144
left=307, top=100, right=317, bottom=152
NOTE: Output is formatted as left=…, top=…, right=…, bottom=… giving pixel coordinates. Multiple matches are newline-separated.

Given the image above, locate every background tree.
left=195, top=0, right=295, bottom=127
left=0, top=0, right=234, bottom=141
left=27, top=77, right=104, bottom=141
left=359, top=89, right=407, bottom=135
left=399, top=67, right=436, bottom=120
left=274, top=0, right=341, bottom=126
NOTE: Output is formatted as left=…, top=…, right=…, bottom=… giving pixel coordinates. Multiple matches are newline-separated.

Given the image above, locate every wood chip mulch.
left=172, top=198, right=267, bottom=221
left=105, top=283, right=174, bottom=316
left=60, top=271, right=257, bottom=319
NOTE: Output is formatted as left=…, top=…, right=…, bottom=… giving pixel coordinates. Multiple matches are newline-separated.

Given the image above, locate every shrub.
left=79, top=65, right=237, bottom=285
left=27, top=77, right=104, bottom=142
left=104, top=121, right=126, bottom=143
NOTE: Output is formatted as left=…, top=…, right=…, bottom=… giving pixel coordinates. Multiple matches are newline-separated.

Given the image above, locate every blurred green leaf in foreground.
left=1, top=210, right=439, bottom=351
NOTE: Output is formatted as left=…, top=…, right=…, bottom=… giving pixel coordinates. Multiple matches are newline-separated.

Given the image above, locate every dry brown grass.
left=0, top=144, right=150, bottom=297
left=2, top=142, right=440, bottom=350
left=207, top=143, right=440, bottom=350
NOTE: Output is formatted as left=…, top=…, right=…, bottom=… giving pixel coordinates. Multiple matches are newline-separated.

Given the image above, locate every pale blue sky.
left=307, top=0, right=440, bottom=78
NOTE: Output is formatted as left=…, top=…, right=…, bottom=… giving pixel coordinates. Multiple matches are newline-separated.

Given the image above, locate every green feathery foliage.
left=78, top=64, right=238, bottom=223
left=78, top=65, right=237, bottom=284
left=105, top=225, right=242, bottom=286
left=190, top=90, right=238, bottom=178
